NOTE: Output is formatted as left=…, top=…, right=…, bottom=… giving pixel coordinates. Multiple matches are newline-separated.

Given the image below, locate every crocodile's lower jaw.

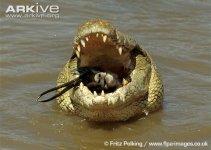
left=71, top=92, right=146, bottom=121
left=71, top=79, right=148, bottom=121
left=73, top=81, right=134, bottom=110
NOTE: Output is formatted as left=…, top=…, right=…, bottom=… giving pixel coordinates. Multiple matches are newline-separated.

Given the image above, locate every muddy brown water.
left=0, top=0, right=211, bottom=150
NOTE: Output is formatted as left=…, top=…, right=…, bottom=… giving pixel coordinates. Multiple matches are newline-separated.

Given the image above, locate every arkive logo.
left=5, top=3, right=60, bottom=19
left=6, top=3, right=59, bottom=13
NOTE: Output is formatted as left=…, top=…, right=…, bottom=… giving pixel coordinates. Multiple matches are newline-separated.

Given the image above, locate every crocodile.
left=57, top=19, right=163, bottom=122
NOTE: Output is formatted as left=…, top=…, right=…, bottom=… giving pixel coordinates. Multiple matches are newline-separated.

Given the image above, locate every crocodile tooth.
left=85, top=37, right=89, bottom=42
left=79, top=82, right=83, bottom=88
left=96, top=33, right=99, bottom=37
left=122, top=78, right=128, bottom=85
left=77, top=45, right=81, bottom=52
left=118, top=46, right=122, bottom=55
left=103, top=35, right=107, bottom=43
left=93, top=91, right=97, bottom=97
left=116, top=34, right=119, bottom=40
left=101, top=90, right=105, bottom=96
left=81, top=39, right=85, bottom=48
left=76, top=50, right=80, bottom=58
left=143, top=109, right=149, bottom=116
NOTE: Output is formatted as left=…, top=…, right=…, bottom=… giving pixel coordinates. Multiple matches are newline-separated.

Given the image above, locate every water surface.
left=0, top=0, right=211, bottom=150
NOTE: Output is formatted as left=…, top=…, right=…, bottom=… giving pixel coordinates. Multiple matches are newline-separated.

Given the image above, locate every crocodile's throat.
left=75, top=32, right=131, bottom=77
left=73, top=20, right=135, bottom=77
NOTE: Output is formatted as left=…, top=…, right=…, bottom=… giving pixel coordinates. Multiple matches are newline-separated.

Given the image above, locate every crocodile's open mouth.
left=71, top=20, right=142, bottom=109
left=73, top=20, right=137, bottom=91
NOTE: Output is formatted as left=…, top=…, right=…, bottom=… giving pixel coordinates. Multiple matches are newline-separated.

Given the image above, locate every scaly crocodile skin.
left=57, top=19, right=163, bottom=121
